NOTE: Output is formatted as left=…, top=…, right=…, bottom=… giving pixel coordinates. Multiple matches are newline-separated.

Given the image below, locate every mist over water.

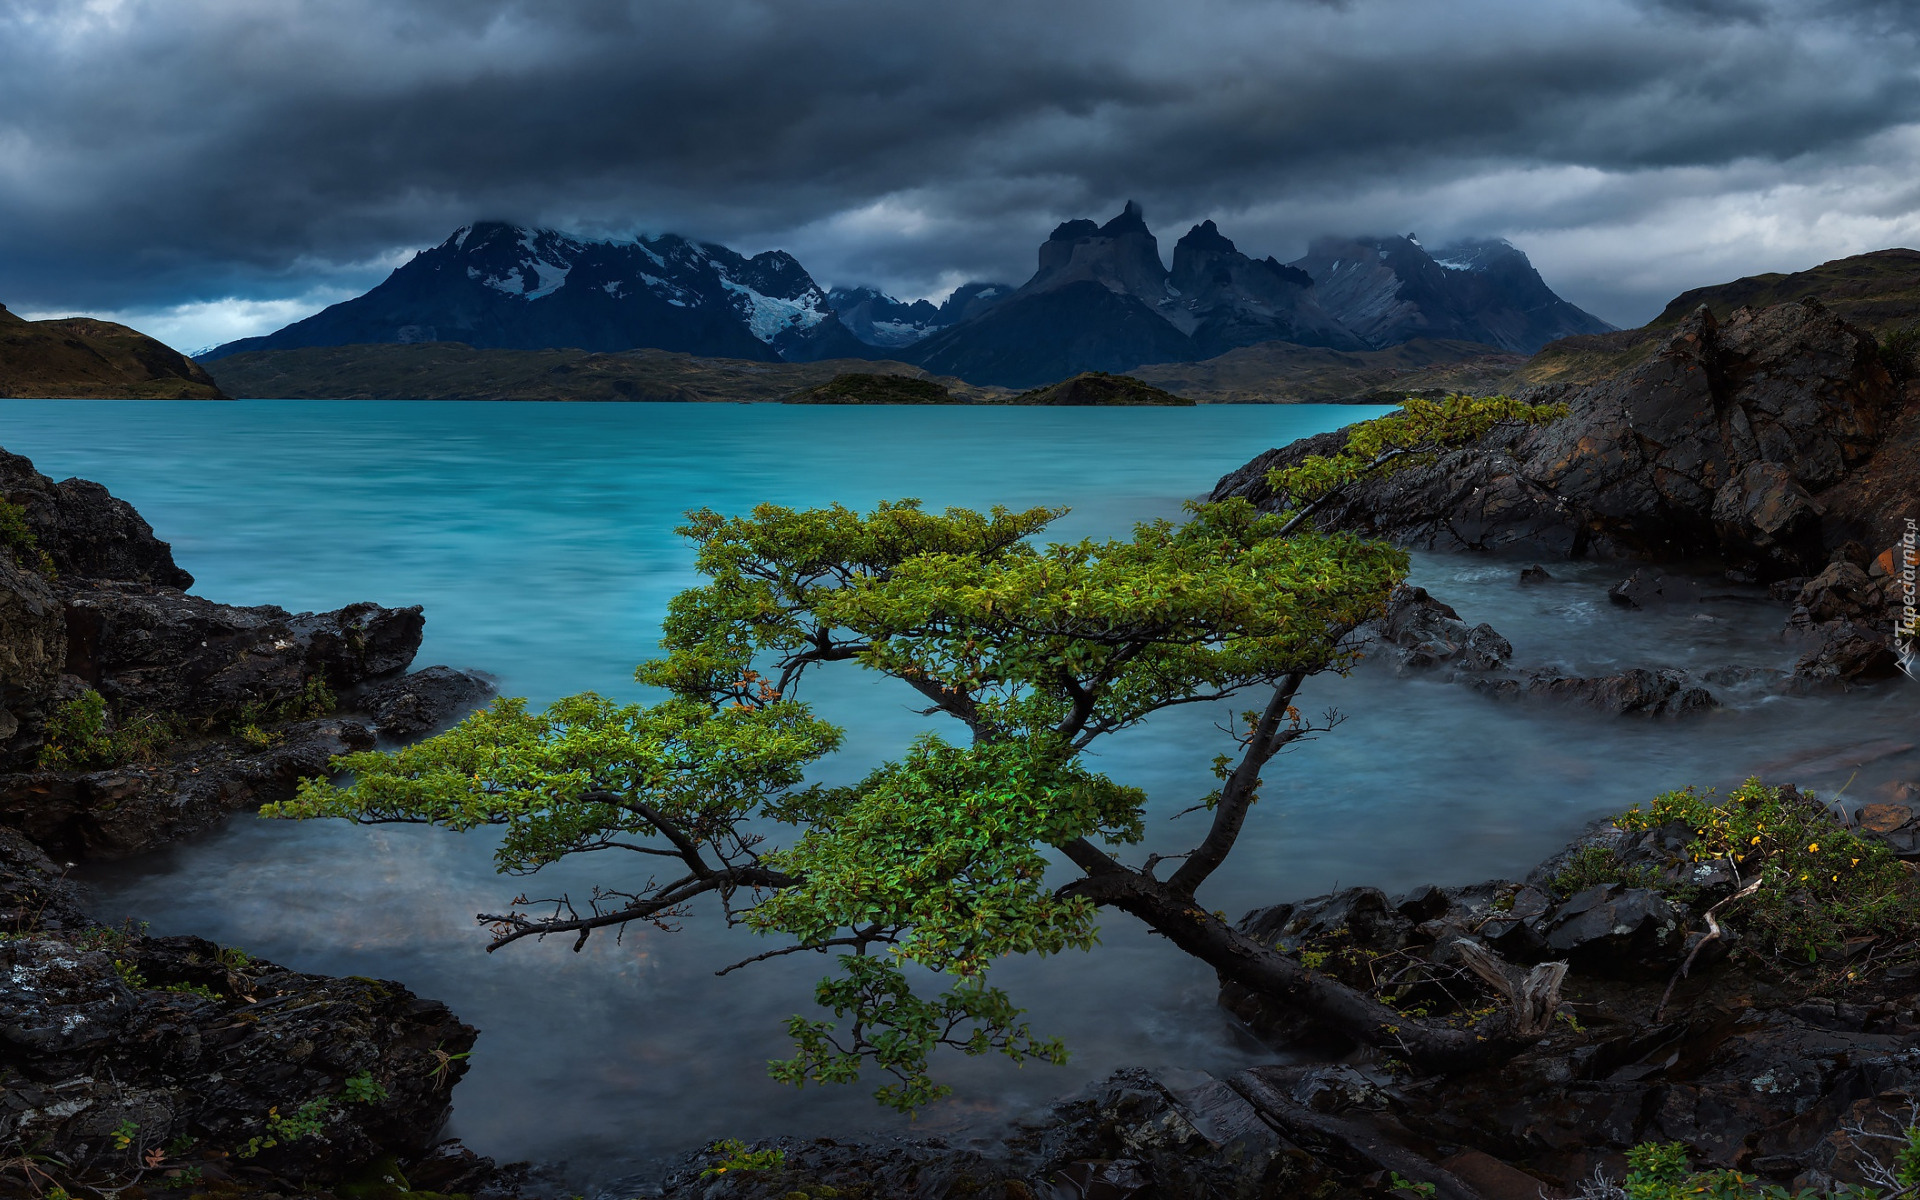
left=3, top=400, right=1913, bottom=1184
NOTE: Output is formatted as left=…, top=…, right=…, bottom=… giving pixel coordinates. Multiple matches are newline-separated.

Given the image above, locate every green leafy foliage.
left=1607, top=1140, right=1901, bottom=1199
left=1614, top=779, right=1920, bottom=971
left=1878, top=322, right=1919, bottom=386
left=1550, top=845, right=1662, bottom=897
left=36, top=690, right=176, bottom=770
left=236, top=1097, right=331, bottom=1159
left=771, top=953, right=1068, bottom=1112
left=0, top=500, right=57, bottom=579
left=699, top=1139, right=786, bottom=1178
left=1266, top=393, right=1568, bottom=520
left=271, top=394, right=1566, bottom=1112
left=341, top=1071, right=388, bottom=1104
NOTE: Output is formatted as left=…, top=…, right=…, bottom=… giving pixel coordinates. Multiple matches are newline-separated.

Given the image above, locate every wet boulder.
left=1793, top=619, right=1900, bottom=684
left=1378, top=585, right=1513, bottom=672
left=0, top=449, right=193, bottom=588
left=352, top=664, right=496, bottom=741
left=1712, top=461, right=1826, bottom=576
left=62, top=587, right=423, bottom=719
left=1477, top=667, right=1715, bottom=716
left=1539, top=883, right=1687, bottom=976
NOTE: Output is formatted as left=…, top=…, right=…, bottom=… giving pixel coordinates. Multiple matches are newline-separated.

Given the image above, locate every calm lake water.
left=2, top=399, right=1914, bottom=1186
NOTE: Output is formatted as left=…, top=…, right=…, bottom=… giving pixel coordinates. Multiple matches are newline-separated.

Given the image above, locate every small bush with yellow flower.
left=1612, top=778, right=1920, bottom=973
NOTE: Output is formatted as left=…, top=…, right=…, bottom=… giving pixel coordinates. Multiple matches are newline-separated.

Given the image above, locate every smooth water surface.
left=2, top=400, right=1915, bottom=1184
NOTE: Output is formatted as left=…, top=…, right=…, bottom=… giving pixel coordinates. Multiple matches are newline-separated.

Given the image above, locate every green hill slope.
left=0, top=305, right=226, bottom=399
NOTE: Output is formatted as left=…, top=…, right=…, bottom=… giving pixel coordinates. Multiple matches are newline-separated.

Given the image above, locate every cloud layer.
left=4, top=0, right=1919, bottom=348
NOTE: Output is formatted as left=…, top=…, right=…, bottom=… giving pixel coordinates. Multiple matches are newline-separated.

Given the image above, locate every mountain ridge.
left=202, top=222, right=872, bottom=363
left=198, top=209, right=1609, bottom=388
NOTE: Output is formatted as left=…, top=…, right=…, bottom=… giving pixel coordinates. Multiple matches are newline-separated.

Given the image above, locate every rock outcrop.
left=0, top=444, right=491, bottom=852
left=0, top=826, right=479, bottom=1191
left=1214, top=300, right=1899, bottom=574
left=0, top=451, right=507, bottom=1196
left=1214, top=298, right=1916, bottom=683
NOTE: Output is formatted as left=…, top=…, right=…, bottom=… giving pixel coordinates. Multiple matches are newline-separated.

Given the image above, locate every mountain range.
left=201, top=206, right=1616, bottom=387
left=202, top=223, right=872, bottom=364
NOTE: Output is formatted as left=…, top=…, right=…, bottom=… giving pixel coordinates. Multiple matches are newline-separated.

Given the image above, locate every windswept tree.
left=271, top=395, right=1565, bottom=1110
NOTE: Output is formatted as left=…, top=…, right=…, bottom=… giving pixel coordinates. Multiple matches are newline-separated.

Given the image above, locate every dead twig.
left=1654, top=874, right=1765, bottom=1021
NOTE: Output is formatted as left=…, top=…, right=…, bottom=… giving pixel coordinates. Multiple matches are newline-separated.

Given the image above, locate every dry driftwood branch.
left=1453, top=939, right=1568, bottom=1037
left=1654, top=874, right=1765, bottom=1021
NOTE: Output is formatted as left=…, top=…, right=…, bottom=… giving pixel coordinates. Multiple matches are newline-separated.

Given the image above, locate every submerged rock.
left=1378, top=584, right=1513, bottom=672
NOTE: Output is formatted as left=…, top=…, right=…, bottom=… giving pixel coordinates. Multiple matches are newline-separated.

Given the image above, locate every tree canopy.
left=268, top=394, right=1566, bottom=1111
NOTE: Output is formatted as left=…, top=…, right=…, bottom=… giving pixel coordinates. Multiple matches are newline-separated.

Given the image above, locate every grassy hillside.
left=0, top=305, right=226, bottom=399
left=785, top=373, right=957, bottom=404
left=1649, top=247, right=1920, bottom=334
left=1127, top=338, right=1523, bottom=403
left=206, top=336, right=1513, bottom=405
left=206, top=342, right=1007, bottom=403
left=1010, top=372, right=1194, bottom=405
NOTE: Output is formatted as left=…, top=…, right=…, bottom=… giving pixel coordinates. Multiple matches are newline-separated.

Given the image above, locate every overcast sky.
left=3, top=0, right=1919, bottom=352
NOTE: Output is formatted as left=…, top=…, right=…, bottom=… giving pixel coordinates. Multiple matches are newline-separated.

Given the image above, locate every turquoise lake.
left=2, top=399, right=1914, bottom=1185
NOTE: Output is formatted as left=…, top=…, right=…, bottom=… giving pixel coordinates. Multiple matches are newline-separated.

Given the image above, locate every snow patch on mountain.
left=721, top=279, right=828, bottom=342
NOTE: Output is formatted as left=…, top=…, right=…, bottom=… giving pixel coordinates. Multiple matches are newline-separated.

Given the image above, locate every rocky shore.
left=0, top=445, right=501, bottom=1195
left=4, top=292, right=1915, bottom=1199
left=1212, top=298, right=1915, bottom=690
left=618, top=297, right=1920, bottom=1198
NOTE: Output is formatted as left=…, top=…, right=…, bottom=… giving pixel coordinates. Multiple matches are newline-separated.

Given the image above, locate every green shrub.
left=700, top=1139, right=787, bottom=1178
left=1550, top=844, right=1662, bottom=897
left=37, top=689, right=177, bottom=770
left=1878, top=322, right=1920, bottom=385
left=1613, top=779, right=1920, bottom=970
left=0, top=500, right=57, bottom=579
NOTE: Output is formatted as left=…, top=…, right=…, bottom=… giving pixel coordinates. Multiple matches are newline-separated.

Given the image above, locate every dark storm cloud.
left=3, top=0, right=1919, bottom=343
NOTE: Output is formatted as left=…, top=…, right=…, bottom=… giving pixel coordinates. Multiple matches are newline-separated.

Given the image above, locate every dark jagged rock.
left=0, top=716, right=376, bottom=859
left=1213, top=300, right=1900, bottom=576
left=1371, top=584, right=1716, bottom=715
left=0, top=552, right=66, bottom=763
left=0, top=841, right=476, bottom=1189
left=1215, top=298, right=1914, bottom=684
left=352, top=665, right=495, bottom=741
left=1786, top=557, right=1907, bottom=685
left=1519, top=565, right=1553, bottom=585
left=637, top=1066, right=1340, bottom=1200
left=1378, top=584, right=1512, bottom=671
left=0, top=443, right=492, bottom=857
left=1, top=448, right=193, bottom=588
left=1208, top=804, right=1920, bottom=1192
left=1475, top=666, right=1716, bottom=716
left=64, top=587, right=423, bottom=719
